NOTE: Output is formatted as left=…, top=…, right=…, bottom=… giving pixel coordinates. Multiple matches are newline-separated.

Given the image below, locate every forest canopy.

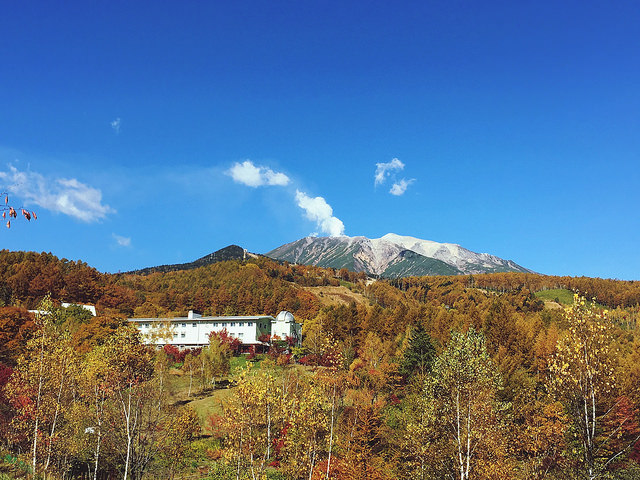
left=1, top=249, right=640, bottom=479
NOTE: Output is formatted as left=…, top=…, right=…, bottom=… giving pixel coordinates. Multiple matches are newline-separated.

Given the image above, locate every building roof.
left=128, top=314, right=274, bottom=322
left=275, top=310, right=295, bottom=323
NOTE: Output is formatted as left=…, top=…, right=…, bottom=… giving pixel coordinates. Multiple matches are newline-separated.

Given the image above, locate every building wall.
left=130, top=314, right=273, bottom=348
left=271, top=310, right=302, bottom=344
left=271, top=319, right=302, bottom=341
left=129, top=311, right=302, bottom=349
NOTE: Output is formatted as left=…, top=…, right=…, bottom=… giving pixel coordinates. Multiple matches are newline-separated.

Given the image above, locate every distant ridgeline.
left=127, top=234, right=534, bottom=279
left=0, top=249, right=640, bottom=318
left=266, top=234, right=534, bottom=278
left=125, top=245, right=261, bottom=275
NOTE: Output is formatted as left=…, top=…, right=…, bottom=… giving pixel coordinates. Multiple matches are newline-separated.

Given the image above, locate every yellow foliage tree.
left=549, top=294, right=618, bottom=479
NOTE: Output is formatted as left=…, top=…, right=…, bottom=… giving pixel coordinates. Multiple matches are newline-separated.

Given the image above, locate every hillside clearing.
left=535, top=288, right=574, bottom=305
left=304, top=285, right=367, bottom=307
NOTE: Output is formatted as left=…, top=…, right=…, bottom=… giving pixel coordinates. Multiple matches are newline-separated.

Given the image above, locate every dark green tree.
left=400, top=324, right=436, bottom=378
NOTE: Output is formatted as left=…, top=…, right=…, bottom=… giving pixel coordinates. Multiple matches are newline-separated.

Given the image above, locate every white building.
left=128, top=310, right=301, bottom=350
left=62, top=303, right=97, bottom=316
left=29, top=302, right=97, bottom=317
left=271, top=310, right=302, bottom=342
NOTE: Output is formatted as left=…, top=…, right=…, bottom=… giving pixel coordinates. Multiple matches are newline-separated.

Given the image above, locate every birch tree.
left=5, top=296, right=77, bottom=478
left=549, top=295, right=626, bottom=479
left=96, top=328, right=154, bottom=480
left=396, top=392, right=439, bottom=480
left=424, top=328, right=505, bottom=480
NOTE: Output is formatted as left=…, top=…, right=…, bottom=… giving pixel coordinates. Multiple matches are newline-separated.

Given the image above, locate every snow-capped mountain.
left=266, top=234, right=532, bottom=277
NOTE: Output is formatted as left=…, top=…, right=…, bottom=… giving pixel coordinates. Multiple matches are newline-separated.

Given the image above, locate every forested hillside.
left=1, top=249, right=640, bottom=479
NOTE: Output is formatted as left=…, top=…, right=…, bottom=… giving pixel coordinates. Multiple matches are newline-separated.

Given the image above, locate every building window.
left=230, top=322, right=236, bottom=327
left=173, top=333, right=178, bottom=338
left=238, top=332, right=244, bottom=338
left=181, top=332, right=186, bottom=338
left=248, top=322, right=253, bottom=327
left=238, top=322, right=244, bottom=327
left=192, top=323, right=197, bottom=328
left=213, top=322, right=218, bottom=327
left=181, top=323, right=186, bottom=328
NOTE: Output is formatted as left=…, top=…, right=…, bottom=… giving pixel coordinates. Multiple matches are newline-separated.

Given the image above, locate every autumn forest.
left=2, top=249, right=640, bottom=479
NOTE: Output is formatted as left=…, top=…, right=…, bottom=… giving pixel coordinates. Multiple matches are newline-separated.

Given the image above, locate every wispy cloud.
left=112, top=233, right=132, bottom=247
left=374, top=158, right=404, bottom=186
left=227, top=160, right=290, bottom=187
left=295, top=190, right=345, bottom=237
left=374, top=157, right=416, bottom=195
left=389, top=178, right=415, bottom=196
left=111, top=117, right=121, bottom=134
left=0, top=165, right=115, bottom=222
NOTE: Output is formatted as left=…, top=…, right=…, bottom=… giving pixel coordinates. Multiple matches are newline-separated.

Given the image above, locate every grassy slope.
left=166, top=356, right=252, bottom=432
left=535, top=288, right=575, bottom=305
left=304, top=284, right=367, bottom=307
left=168, top=357, right=312, bottom=435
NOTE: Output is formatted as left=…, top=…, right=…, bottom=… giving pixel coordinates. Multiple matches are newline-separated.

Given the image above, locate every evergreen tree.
left=400, top=324, right=436, bottom=378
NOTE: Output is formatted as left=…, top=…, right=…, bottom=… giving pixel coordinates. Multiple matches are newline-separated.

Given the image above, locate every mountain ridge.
left=267, top=233, right=532, bottom=277
left=125, top=234, right=532, bottom=278
left=126, top=244, right=259, bottom=275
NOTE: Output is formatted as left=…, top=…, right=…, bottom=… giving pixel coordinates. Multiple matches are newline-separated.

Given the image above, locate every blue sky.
left=1, top=1, right=639, bottom=278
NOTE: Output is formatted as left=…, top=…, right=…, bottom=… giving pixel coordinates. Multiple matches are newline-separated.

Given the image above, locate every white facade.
left=129, top=310, right=273, bottom=349
left=128, top=310, right=302, bottom=349
left=30, top=302, right=97, bottom=317
left=61, top=303, right=97, bottom=316
left=271, top=310, right=302, bottom=342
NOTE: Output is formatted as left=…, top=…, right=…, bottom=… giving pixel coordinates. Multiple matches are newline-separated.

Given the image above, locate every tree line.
left=1, top=250, right=640, bottom=478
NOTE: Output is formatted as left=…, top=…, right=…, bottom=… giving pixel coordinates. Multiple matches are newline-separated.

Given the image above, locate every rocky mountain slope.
left=266, top=234, right=532, bottom=277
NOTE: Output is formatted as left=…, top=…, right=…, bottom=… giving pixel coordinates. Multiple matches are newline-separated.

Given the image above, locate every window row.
left=140, top=321, right=271, bottom=329
left=172, top=332, right=244, bottom=338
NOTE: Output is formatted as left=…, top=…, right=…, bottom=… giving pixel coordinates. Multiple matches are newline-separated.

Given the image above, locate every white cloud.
left=0, top=165, right=115, bottom=222
left=111, top=118, right=121, bottom=134
left=227, top=160, right=290, bottom=187
left=374, top=158, right=404, bottom=186
left=389, top=178, right=415, bottom=196
left=295, top=190, right=345, bottom=237
left=226, top=160, right=345, bottom=235
left=112, top=233, right=132, bottom=247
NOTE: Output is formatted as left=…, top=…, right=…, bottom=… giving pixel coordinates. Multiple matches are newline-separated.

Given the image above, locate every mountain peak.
left=126, top=244, right=255, bottom=275
left=266, top=234, right=532, bottom=278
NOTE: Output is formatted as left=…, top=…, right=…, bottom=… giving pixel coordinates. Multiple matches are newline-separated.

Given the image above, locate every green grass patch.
left=535, top=289, right=574, bottom=305
left=166, top=357, right=312, bottom=435
left=230, top=354, right=249, bottom=371
left=189, top=387, right=234, bottom=430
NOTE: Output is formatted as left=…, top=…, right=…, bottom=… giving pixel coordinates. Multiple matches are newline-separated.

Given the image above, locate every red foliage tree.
left=0, top=307, right=36, bottom=365
left=0, top=362, right=13, bottom=436
left=209, top=329, right=241, bottom=354
left=163, top=345, right=185, bottom=363
left=603, top=396, right=640, bottom=466
left=163, top=344, right=202, bottom=363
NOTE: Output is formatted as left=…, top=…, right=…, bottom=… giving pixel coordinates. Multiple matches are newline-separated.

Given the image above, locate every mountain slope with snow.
left=266, top=234, right=532, bottom=277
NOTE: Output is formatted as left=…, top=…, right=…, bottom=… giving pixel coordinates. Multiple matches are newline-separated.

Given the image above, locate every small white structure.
left=62, top=303, right=97, bottom=316
left=29, top=302, right=97, bottom=317
left=128, top=310, right=302, bottom=349
left=271, top=310, right=302, bottom=343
